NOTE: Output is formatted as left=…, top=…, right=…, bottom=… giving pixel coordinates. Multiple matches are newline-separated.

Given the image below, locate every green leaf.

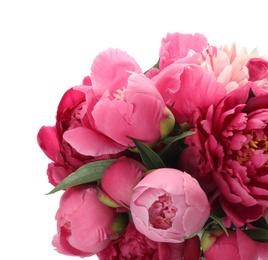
left=158, top=131, right=196, bottom=156
left=144, top=59, right=160, bottom=75
left=244, top=229, right=268, bottom=242
left=250, top=217, right=268, bottom=230
left=46, top=159, right=116, bottom=194
left=128, top=137, right=165, bottom=170
left=209, top=213, right=229, bottom=236
left=161, top=131, right=196, bottom=145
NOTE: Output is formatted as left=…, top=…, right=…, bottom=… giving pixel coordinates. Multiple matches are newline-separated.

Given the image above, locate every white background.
left=1, top=0, right=267, bottom=259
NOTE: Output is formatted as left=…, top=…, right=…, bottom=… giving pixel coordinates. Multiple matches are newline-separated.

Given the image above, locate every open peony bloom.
left=52, top=185, right=126, bottom=257
left=37, top=87, right=120, bottom=186
left=97, top=222, right=200, bottom=260
left=152, top=62, right=226, bottom=124
left=101, top=156, right=147, bottom=207
left=195, top=43, right=260, bottom=93
left=63, top=48, right=175, bottom=157
left=179, top=83, right=268, bottom=227
left=130, top=168, right=210, bottom=243
left=159, top=32, right=208, bottom=70
left=201, top=229, right=258, bottom=260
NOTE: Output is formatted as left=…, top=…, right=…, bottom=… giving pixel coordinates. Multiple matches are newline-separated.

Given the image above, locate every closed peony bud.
left=159, top=107, right=175, bottom=139
left=52, top=185, right=123, bottom=257
left=101, top=156, right=147, bottom=207
left=130, top=168, right=210, bottom=243
left=201, top=229, right=258, bottom=260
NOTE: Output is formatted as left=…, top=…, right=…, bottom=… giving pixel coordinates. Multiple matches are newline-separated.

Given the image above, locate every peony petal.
left=220, top=196, right=263, bottom=227
left=170, top=66, right=226, bottom=124
left=90, top=48, right=142, bottom=98
left=37, top=126, right=60, bottom=162
left=159, top=32, right=208, bottom=70
left=63, top=127, right=126, bottom=156
left=93, top=87, right=164, bottom=146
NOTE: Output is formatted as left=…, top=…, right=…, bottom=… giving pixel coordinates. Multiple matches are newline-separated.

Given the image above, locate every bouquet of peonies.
left=38, top=32, right=268, bottom=259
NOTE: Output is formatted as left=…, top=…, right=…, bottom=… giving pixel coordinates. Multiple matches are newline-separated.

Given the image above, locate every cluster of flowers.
left=38, top=32, right=268, bottom=259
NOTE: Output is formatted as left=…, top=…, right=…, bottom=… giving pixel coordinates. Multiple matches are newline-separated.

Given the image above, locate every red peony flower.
left=97, top=222, right=200, bottom=260
left=179, top=83, right=268, bottom=227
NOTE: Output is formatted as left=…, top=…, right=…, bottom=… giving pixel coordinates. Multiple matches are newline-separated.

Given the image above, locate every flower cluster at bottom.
left=38, top=32, right=268, bottom=259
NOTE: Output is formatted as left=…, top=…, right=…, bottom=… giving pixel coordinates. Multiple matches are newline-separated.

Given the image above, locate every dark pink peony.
left=97, top=222, right=200, bottom=260
left=179, top=83, right=268, bottom=226
left=37, top=86, right=119, bottom=186
left=201, top=229, right=258, bottom=260
left=52, top=185, right=126, bottom=257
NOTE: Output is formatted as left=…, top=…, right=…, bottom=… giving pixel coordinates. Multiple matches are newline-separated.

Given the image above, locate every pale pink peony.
left=63, top=49, right=175, bottom=157
left=201, top=229, right=258, bottom=260
left=52, top=185, right=123, bottom=257
left=195, top=43, right=260, bottom=93
left=130, top=168, right=210, bottom=243
left=101, top=156, right=147, bottom=207
left=97, top=222, right=200, bottom=260
left=179, top=83, right=268, bottom=227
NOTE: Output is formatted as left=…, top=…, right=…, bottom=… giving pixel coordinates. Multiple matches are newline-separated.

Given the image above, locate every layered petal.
left=63, top=127, right=126, bottom=156
left=90, top=48, right=143, bottom=98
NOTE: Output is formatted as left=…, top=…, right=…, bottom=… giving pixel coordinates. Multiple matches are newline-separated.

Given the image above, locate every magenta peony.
left=179, top=83, right=268, bottom=226
left=52, top=185, right=125, bottom=257
left=97, top=222, right=200, bottom=260
left=201, top=229, right=258, bottom=260
left=130, top=168, right=210, bottom=243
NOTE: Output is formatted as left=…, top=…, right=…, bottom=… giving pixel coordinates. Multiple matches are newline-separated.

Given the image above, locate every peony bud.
left=110, top=213, right=128, bottom=240
left=52, top=185, right=122, bottom=257
left=201, top=229, right=258, bottom=260
left=159, top=107, right=175, bottom=139
left=101, top=156, right=147, bottom=207
left=247, top=58, right=268, bottom=81
left=130, top=168, right=210, bottom=243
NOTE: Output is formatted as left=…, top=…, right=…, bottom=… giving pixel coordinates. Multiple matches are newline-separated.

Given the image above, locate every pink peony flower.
left=201, top=228, right=258, bottom=260
left=159, top=32, right=208, bottom=70
left=63, top=48, right=175, bottom=157
left=130, top=168, right=210, bottom=243
left=247, top=58, right=268, bottom=91
left=97, top=222, right=200, bottom=260
left=152, top=62, right=226, bottom=124
left=37, top=86, right=119, bottom=186
left=52, top=185, right=126, bottom=257
left=101, top=156, right=147, bottom=207
left=145, top=32, right=208, bottom=79
left=179, top=83, right=268, bottom=227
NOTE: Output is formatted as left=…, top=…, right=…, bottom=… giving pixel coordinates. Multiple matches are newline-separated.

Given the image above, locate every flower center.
left=148, top=193, right=177, bottom=230
left=113, top=87, right=127, bottom=100
left=237, top=132, right=268, bottom=167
